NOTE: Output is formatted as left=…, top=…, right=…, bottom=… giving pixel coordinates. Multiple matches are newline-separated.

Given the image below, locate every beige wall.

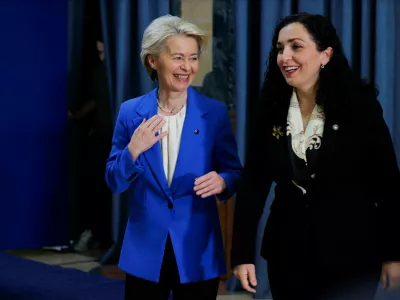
left=181, top=0, right=213, bottom=87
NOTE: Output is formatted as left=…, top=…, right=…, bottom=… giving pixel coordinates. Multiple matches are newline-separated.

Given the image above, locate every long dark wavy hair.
left=261, top=13, right=377, bottom=118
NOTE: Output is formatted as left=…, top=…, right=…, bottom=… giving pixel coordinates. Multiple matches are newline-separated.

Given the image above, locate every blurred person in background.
left=70, top=37, right=113, bottom=252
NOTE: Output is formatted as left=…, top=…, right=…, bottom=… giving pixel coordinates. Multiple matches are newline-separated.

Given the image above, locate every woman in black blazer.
left=231, top=13, right=400, bottom=300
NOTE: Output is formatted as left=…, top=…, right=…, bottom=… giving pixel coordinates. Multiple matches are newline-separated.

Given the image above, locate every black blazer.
left=231, top=88, right=400, bottom=270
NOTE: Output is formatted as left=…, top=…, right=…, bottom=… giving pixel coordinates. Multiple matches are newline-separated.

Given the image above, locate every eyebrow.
left=276, top=38, right=305, bottom=46
left=170, top=52, right=198, bottom=56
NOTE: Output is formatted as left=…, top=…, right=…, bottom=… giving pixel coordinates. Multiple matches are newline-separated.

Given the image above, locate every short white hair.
left=140, top=15, right=207, bottom=81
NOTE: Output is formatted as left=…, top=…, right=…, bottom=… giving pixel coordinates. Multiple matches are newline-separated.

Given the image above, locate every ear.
left=147, top=54, right=157, bottom=70
left=321, top=46, right=333, bottom=65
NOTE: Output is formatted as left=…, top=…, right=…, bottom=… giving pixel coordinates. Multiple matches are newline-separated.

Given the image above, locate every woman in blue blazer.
left=105, top=15, right=242, bottom=300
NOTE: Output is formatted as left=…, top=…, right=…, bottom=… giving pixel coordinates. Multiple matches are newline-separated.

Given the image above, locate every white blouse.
left=159, top=106, right=187, bottom=186
left=286, top=90, right=325, bottom=194
left=286, top=91, right=325, bottom=163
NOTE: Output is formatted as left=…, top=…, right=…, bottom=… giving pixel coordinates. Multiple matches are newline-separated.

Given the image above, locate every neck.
left=295, top=86, right=316, bottom=107
left=295, top=86, right=317, bottom=119
left=157, top=87, right=187, bottom=110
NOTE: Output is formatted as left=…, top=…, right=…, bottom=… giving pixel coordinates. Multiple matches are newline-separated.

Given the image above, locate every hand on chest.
left=128, top=114, right=215, bottom=188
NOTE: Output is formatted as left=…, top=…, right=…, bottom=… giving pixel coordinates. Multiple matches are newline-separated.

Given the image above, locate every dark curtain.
left=227, top=0, right=400, bottom=299
left=68, top=0, right=106, bottom=245
left=99, top=0, right=171, bottom=264
left=67, top=0, right=86, bottom=245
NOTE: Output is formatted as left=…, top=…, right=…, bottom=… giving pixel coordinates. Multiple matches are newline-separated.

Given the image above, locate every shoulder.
left=194, top=90, right=230, bottom=116
left=119, top=90, right=153, bottom=116
left=347, top=84, right=382, bottom=119
left=335, top=81, right=380, bottom=123
left=204, top=97, right=231, bottom=127
left=121, top=93, right=149, bottom=110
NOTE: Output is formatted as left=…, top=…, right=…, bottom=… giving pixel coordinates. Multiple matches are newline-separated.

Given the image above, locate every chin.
left=175, top=84, right=189, bottom=91
left=285, top=79, right=297, bottom=88
left=172, top=82, right=192, bottom=92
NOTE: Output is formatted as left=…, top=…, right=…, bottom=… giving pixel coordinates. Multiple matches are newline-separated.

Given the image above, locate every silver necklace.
left=157, top=93, right=187, bottom=115
left=157, top=100, right=186, bottom=114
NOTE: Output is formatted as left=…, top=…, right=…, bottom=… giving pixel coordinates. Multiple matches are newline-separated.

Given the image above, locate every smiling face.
left=276, top=22, right=331, bottom=92
left=148, top=34, right=199, bottom=92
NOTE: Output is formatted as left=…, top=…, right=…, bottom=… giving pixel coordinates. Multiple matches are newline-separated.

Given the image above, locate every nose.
left=280, top=47, right=292, bottom=62
left=180, top=59, right=190, bottom=72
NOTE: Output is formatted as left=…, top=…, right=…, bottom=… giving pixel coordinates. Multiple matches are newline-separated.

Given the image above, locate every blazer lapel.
left=270, top=96, right=293, bottom=180
left=170, top=87, right=206, bottom=193
left=135, top=88, right=172, bottom=200
left=315, top=114, right=341, bottom=175
left=268, top=90, right=344, bottom=182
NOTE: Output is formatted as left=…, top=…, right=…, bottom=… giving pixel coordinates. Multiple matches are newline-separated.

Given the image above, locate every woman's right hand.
left=233, top=264, right=257, bottom=293
left=128, top=115, right=168, bottom=160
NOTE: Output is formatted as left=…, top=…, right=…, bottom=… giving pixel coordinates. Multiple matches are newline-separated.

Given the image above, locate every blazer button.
left=168, top=202, right=173, bottom=209
left=311, top=174, right=316, bottom=179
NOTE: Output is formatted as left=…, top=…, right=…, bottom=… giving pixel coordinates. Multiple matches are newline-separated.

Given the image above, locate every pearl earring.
left=321, top=64, right=325, bottom=69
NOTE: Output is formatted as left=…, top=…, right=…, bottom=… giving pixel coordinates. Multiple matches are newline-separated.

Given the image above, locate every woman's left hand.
left=382, top=262, right=400, bottom=290
left=194, top=171, right=226, bottom=198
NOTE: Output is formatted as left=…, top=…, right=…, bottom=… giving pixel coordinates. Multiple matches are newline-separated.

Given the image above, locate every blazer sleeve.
left=105, top=103, right=145, bottom=194
left=214, top=106, right=243, bottom=201
left=230, top=109, right=273, bottom=267
left=367, top=97, right=400, bottom=262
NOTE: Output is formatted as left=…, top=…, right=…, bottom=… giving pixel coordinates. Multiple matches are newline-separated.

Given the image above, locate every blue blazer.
left=105, top=87, right=243, bottom=283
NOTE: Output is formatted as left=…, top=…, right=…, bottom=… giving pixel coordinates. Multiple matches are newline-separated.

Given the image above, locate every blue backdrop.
left=0, top=1, right=68, bottom=250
